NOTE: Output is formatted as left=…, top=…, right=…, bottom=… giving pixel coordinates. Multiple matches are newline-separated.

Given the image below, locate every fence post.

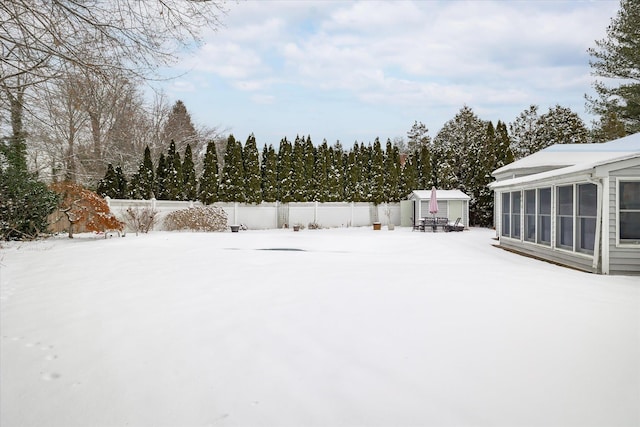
left=234, top=202, right=239, bottom=225
left=351, top=202, right=354, bottom=227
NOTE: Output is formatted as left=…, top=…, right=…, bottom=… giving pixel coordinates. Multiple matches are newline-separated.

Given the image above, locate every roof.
left=410, top=189, right=470, bottom=200
left=493, top=132, right=640, bottom=177
left=489, top=151, right=640, bottom=190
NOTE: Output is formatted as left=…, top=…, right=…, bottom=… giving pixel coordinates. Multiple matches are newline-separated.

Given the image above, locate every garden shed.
left=489, top=132, right=640, bottom=275
left=407, top=189, right=470, bottom=229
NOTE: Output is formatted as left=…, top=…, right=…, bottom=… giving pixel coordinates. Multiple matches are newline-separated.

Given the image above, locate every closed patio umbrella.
left=428, top=187, right=438, bottom=232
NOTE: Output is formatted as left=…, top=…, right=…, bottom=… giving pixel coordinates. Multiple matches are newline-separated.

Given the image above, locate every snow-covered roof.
left=489, top=151, right=640, bottom=190
left=493, top=132, right=640, bottom=177
left=410, top=189, right=470, bottom=200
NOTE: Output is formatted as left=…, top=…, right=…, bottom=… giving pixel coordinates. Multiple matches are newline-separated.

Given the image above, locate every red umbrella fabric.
left=428, top=187, right=439, bottom=215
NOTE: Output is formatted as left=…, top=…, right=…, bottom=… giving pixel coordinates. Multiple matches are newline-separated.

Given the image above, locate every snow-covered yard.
left=1, top=227, right=638, bottom=427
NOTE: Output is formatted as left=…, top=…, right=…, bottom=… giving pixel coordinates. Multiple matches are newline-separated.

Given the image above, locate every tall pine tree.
left=243, top=134, right=262, bottom=204
left=261, top=144, right=278, bottom=202
left=182, top=144, right=198, bottom=201
left=198, top=140, right=219, bottom=205
left=277, top=137, right=294, bottom=203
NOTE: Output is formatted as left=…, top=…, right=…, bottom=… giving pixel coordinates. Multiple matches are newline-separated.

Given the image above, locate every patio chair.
left=444, top=217, right=464, bottom=232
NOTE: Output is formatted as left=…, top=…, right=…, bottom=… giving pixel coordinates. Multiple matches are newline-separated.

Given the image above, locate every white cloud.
left=157, top=0, right=621, bottom=142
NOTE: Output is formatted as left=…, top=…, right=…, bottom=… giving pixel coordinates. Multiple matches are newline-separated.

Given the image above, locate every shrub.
left=50, top=181, right=124, bottom=238
left=164, top=206, right=228, bottom=232
left=123, top=206, right=158, bottom=235
left=0, top=167, right=58, bottom=240
left=308, top=222, right=321, bottom=229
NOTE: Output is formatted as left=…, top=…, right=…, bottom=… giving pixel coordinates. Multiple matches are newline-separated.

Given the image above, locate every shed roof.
left=410, top=189, right=470, bottom=200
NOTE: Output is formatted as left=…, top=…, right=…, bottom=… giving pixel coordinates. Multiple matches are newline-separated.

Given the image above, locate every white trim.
left=602, top=177, right=610, bottom=274
left=616, top=177, right=640, bottom=248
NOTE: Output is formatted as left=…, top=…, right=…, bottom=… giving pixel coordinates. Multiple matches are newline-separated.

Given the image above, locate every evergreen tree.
left=243, top=134, right=262, bottom=204
left=590, top=111, right=628, bottom=142
left=495, top=121, right=514, bottom=168
left=97, top=164, right=119, bottom=198
left=219, top=135, right=245, bottom=202
left=138, top=146, right=155, bottom=199
left=509, top=105, right=541, bottom=159
left=433, top=106, right=488, bottom=217
left=303, top=136, right=316, bottom=200
left=399, top=152, right=418, bottom=197
left=0, top=137, right=58, bottom=240
left=161, top=100, right=200, bottom=152
left=417, top=145, right=432, bottom=189
left=312, top=141, right=329, bottom=202
left=470, top=121, right=500, bottom=227
left=290, top=136, right=306, bottom=201
left=344, top=146, right=358, bottom=202
left=383, top=139, right=400, bottom=202
left=261, top=144, right=278, bottom=202
left=536, top=105, right=589, bottom=146
left=276, top=137, right=293, bottom=203
left=587, top=0, right=640, bottom=134
left=369, top=138, right=385, bottom=204
left=182, top=144, right=198, bottom=201
left=407, top=121, right=432, bottom=152
left=198, top=140, right=219, bottom=204
left=114, top=166, right=128, bottom=198
left=155, top=153, right=168, bottom=200
left=164, top=140, right=184, bottom=200
left=327, top=142, right=345, bottom=201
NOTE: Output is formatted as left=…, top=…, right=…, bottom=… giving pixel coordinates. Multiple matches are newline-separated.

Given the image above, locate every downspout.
left=588, top=176, right=603, bottom=273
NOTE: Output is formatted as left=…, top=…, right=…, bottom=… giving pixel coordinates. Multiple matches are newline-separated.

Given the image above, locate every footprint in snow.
left=40, top=372, right=61, bottom=381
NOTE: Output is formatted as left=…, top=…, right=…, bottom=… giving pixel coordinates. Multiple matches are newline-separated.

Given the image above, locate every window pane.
left=502, top=214, right=510, bottom=237
left=502, top=193, right=510, bottom=213
left=538, top=215, right=551, bottom=245
left=512, top=191, right=521, bottom=214
left=578, top=184, right=597, bottom=216
left=512, top=214, right=521, bottom=238
left=620, top=212, right=640, bottom=240
left=558, top=217, right=573, bottom=248
left=557, top=186, right=573, bottom=215
left=579, top=218, right=596, bottom=253
left=525, top=190, right=536, bottom=214
left=525, top=214, right=535, bottom=242
left=538, top=188, right=551, bottom=215
left=620, top=182, right=640, bottom=210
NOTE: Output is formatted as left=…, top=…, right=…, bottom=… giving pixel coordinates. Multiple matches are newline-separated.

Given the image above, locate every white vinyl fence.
left=105, top=198, right=402, bottom=231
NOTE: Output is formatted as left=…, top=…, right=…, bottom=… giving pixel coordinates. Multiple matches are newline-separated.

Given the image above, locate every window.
left=511, top=191, right=521, bottom=239
left=524, top=190, right=536, bottom=242
left=556, top=185, right=573, bottom=250
left=620, top=181, right=640, bottom=242
left=537, top=188, right=551, bottom=245
left=577, top=184, right=597, bottom=254
left=501, top=192, right=510, bottom=237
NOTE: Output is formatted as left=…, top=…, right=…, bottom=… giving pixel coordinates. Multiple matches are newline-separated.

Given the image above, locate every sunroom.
left=489, top=133, right=640, bottom=275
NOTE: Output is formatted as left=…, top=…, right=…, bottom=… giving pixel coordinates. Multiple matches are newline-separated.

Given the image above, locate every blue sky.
left=156, top=0, right=620, bottom=147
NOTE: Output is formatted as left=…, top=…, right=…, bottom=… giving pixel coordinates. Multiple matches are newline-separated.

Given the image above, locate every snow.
left=1, top=227, right=638, bottom=427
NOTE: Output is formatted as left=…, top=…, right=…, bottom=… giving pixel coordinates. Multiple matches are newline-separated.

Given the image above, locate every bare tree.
left=1, top=0, right=227, bottom=85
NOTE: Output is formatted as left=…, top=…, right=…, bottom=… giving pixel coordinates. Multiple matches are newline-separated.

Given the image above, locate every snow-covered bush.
left=124, top=206, right=158, bottom=235
left=164, top=206, right=228, bottom=232
left=308, top=222, right=321, bottom=229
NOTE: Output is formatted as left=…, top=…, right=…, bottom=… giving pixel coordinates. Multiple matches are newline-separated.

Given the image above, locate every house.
left=406, top=189, right=470, bottom=229
left=489, top=132, right=640, bottom=275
